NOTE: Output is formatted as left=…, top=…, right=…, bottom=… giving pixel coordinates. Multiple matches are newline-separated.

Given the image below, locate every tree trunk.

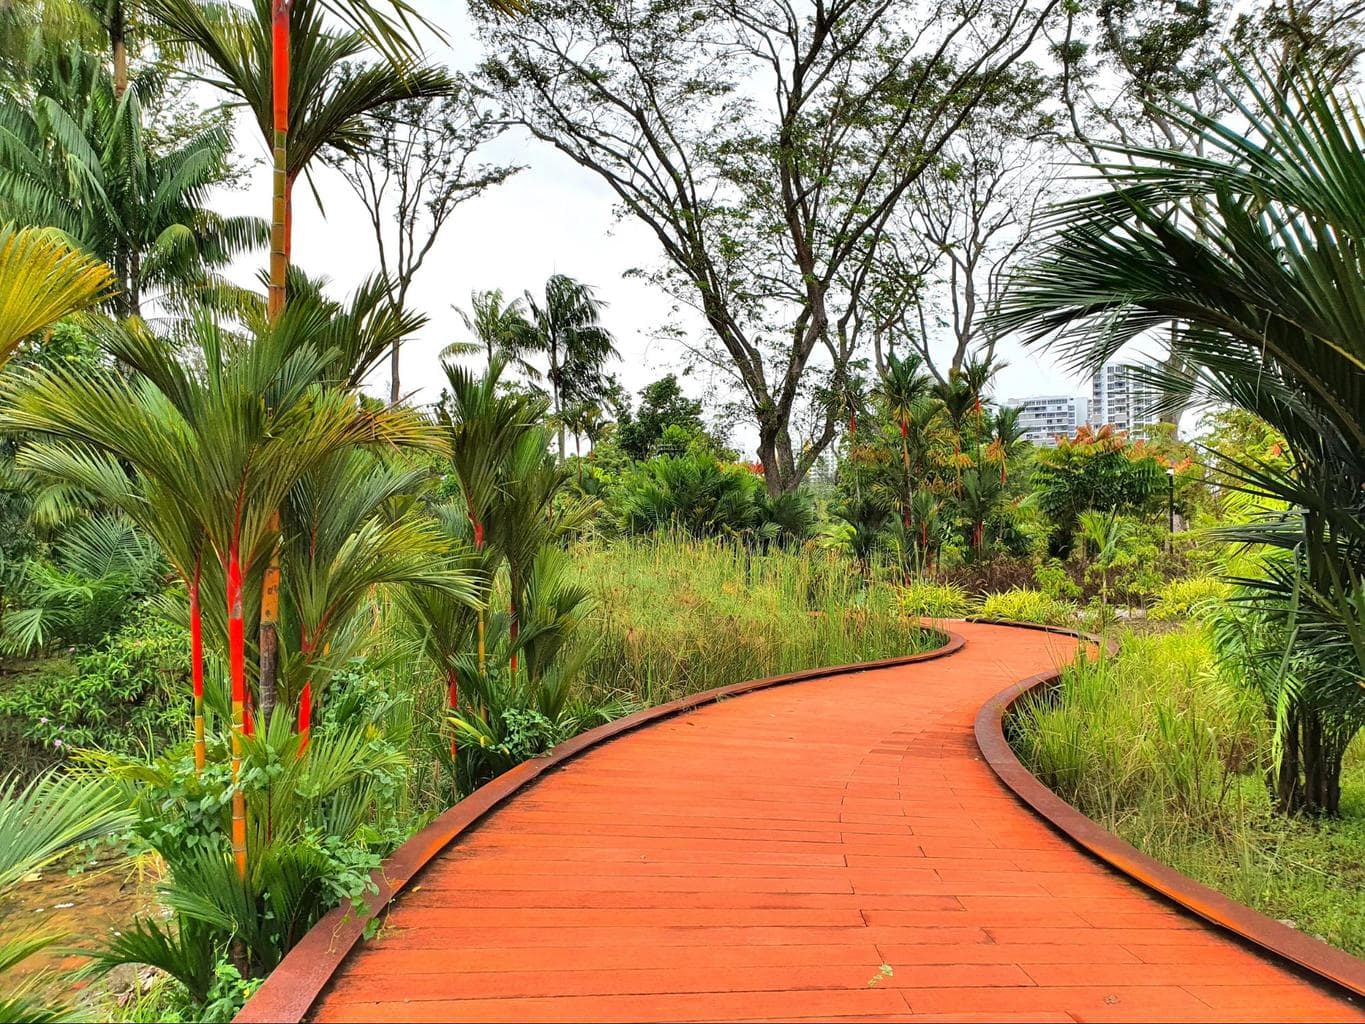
left=900, top=421, right=911, bottom=530
left=127, top=248, right=141, bottom=318
left=297, top=680, right=312, bottom=753
left=757, top=420, right=798, bottom=497
left=551, top=366, right=565, bottom=461
left=390, top=337, right=401, bottom=404
left=446, top=668, right=458, bottom=759
left=260, top=1, right=291, bottom=722
left=110, top=3, right=128, bottom=99
left=190, top=564, right=205, bottom=773
left=227, top=546, right=248, bottom=881
left=267, top=1, right=291, bottom=322
left=259, top=516, right=281, bottom=724
left=1271, top=708, right=1345, bottom=817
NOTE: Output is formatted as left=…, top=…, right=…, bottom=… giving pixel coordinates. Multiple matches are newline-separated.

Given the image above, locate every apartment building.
left=1090, top=362, right=1161, bottom=433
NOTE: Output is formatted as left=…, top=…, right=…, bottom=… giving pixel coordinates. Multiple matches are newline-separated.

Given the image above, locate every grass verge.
left=1010, top=625, right=1365, bottom=956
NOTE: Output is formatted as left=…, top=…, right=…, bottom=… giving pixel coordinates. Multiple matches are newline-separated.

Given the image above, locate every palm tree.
left=438, top=358, right=542, bottom=676
left=146, top=0, right=448, bottom=319
left=908, top=489, right=943, bottom=567
left=959, top=468, right=1005, bottom=555
left=0, top=224, right=114, bottom=363
left=987, top=405, right=1029, bottom=485
left=0, top=0, right=139, bottom=93
left=433, top=358, right=593, bottom=743
left=935, top=374, right=975, bottom=491
left=832, top=494, right=891, bottom=577
left=447, top=288, right=539, bottom=377
left=483, top=409, right=597, bottom=670
left=0, top=46, right=267, bottom=318
left=523, top=274, right=619, bottom=460
left=147, top=0, right=448, bottom=717
left=561, top=402, right=604, bottom=480
left=282, top=449, right=477, bottom=751
left=1073, top=509, right=1130, bottom=617
left=395, top=500, right=491, bottom=773
left=875, top=352, right=933, bottom=528
left=959, top=352, right=998, bottom=420
left=0, top=313, right=432, bottom=877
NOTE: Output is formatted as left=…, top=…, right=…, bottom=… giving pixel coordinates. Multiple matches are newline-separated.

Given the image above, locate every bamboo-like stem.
left=471, top=508, right=486, bottom=673
left=259, top=512, right=281, bottom=723
left=298, top=632, right=313, bottom=755
left=446, top=668, right=458, bottom=760
left=267, top=1, right=291, bottom=321
left=190, top=561, right=206, bottom=773
left=260, top=1, right=292, bottom=720
left=110, top=2, right=128, bottom=100
left=297, top=681, right=311, bottom=754
left=227, top=547, right=247, bottom=881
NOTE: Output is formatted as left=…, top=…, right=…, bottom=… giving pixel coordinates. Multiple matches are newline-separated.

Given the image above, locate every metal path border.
left=972, top=618, right=1365, bottom=1000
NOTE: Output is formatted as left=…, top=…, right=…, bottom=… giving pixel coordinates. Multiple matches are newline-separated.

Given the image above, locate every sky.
left=215, top=1, right=1101, bottom=457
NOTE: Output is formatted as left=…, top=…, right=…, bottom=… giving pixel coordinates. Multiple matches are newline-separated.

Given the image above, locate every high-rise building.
left=1012, top=395, right=1086, bottom=447
left=1090, top=363, right=1161, bottom=433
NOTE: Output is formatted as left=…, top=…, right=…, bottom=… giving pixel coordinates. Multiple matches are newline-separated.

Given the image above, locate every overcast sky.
left=216, top=1, right=1101, bottom=456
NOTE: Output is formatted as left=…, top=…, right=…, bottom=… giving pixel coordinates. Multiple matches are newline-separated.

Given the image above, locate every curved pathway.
left=303, top=622, right=1363, bottom=1023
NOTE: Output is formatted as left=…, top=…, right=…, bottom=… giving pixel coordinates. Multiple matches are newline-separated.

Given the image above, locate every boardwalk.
left=303, top=622, right=1363, bottom=1023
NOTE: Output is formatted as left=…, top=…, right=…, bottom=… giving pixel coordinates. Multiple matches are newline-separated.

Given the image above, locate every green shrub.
left=1150, top=575, right=1233, bottom=621
left=978, top=588, right=1078, bottom=627
left=0, top=611, right=188, bottom=756
left=1033, top=558, right=1081, bottom=600
left=899, top=579, right=972, bottom=618
left=1012, top=627, right=1262, bottom=823
left=611, top=453, right=812, bottom=544
left=1, top=515, right=164, bottom=656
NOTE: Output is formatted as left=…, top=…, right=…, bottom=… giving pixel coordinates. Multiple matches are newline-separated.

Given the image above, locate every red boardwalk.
left=307, top=622, right=1363, bottom=1022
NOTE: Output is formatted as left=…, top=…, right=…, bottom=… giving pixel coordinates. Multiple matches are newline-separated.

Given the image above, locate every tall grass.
left=573, top=534, right=939, bottom=706
left=1012, top=626, right=1365, bottom=955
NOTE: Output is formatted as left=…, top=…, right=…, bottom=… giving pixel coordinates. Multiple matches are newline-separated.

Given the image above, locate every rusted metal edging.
left=972, top=618, right=1365, bottom=1001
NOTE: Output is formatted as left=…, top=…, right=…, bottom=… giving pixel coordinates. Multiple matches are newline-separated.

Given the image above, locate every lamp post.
left=1166, top=467, right=1176, bottom=550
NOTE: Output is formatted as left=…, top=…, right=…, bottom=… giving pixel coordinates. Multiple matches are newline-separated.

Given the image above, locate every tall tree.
left=148, top=0, right=445, bottom=729
left=1048, top=0, right=1365, bottom=426
left=522, top=274, right=618, bottom=461
left=0, top=1, right=140, bottom=93
left=479, top=0, right=1060, bottom=494
left=886, top=78, right=1058, bottom=381
left=447, top=288, right=540, bottom=377
left=0, top=45, right=266, bottom=318
left=332, top=78, right=522, bottom=402
left=146, top=0, right=444, bottom=320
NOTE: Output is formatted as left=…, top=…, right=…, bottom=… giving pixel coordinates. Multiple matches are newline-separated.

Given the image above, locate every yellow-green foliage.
left=978, top=588, right=1078, bottom=627
left=1149, top=575, right=1234, bottom=621
left=574, top=534, right=937, bottom=705
left=898, top=579, right=972, bottom=619
left=1013, top=628, right=1259, bottom=816
left=1012, top=625, right=1365, bottom=956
